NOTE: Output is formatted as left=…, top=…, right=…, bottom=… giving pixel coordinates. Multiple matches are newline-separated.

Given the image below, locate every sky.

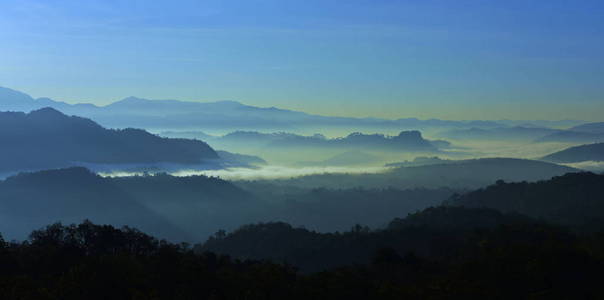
left=0, top=0, right=603, bottom=121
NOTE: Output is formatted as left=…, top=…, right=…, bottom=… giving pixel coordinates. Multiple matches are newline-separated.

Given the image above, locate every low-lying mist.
left=99, top=165, right=390, bottom=180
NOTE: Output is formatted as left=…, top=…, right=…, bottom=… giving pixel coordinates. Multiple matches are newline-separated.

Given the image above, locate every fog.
left=562, top=161, right=604, bottom=172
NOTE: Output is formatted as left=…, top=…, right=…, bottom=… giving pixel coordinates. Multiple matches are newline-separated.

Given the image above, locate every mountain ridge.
left=0, top=107, right=219, bottom=173
left=2, top=86, right=587, bottom=131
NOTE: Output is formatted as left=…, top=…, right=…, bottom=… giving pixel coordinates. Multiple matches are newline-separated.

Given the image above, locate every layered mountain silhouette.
left=266, top=158, right=578, bottom=189
left=0, top=86, right=527, bottom=131
left=201, top=173, right=604, bottom=272
left=541, top=143, right=604, bottom=163
left=535, top=122, right=604, bottom=143
left=384, top=156, right=455, bottom=168
left=0, top=107, right=218, bottom=172
left=0, top=167, right=457, bottom=241
left=0, top=167, right=257, bottom=241
left=197, top=207, right=540, bottom=272
left=436, top=122, right=604, bottom=144
left=215, top=150, right=267, bottom=167
left=536, top=131, right=604, bottom=143
left=296, top=150, right=380, bottom=167
left=449, top=172, right=604, bottom=230
left=207, top=130, right=446, bottom=152
left=438, top=126, right=561, bottom=141
left=0, top=167, right=187, bottom=240
left=569, top=122, right=604, bottom=134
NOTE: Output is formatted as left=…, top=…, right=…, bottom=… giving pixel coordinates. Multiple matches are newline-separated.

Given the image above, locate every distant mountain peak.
left=114, top=96, right=149, bottom=104
left=0, top=86, right=35, bottom=104
left=397, top=130, right=422, bottom=138
left=28, top=107, right=66, bottom=117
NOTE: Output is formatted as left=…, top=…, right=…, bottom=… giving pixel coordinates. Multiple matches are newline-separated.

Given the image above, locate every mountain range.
left=0, top=107, right=221, bottom=173
left=210, top=130, right=447, bottom=152
left=0, top=167, right=260, bottom=241
left=438, top=125, right=604, bottom=144
left=541, top=143, right=604, bottom=163
left=0, top=86, right=585, bottom=132
left=200, top=172, right=604, bottom=275
left=261, top=157, right=578, bottom=190
left=448, top=172, right=604, bottom=230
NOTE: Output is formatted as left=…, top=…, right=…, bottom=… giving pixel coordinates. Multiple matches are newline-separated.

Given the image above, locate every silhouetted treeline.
left=449, top=172, right=604, bottom=230
left=3, top=211, right=602, bottom=299
left=237, top=183, right=454, bottom=232
left=198, top=207, right=545, bottom=272
left=0, top=221, right=298, bottom=300
left=197, top=206, right=604, bottom=298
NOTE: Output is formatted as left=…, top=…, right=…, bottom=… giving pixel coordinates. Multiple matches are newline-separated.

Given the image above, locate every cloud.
left=100, top=165, right=388, bottom=180
left=561, top=161, right=604, bottom=172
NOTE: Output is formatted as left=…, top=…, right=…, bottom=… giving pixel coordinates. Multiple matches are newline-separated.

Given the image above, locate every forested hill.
left=263, top=158, right=578, bottom=189
left=0, top=167, right=254, bottom=241
left=200, top=172, right=604, bottom=272
left=448, top=172, right=604, bottom=230
left=541, top=142, right=604, bottom=163
left=2, top=216, right=600, bottom=299
left=0, top=107, right=218, bottom=172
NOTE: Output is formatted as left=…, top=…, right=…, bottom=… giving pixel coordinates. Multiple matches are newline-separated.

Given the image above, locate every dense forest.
left=448, top=172, right=604, bottom=230
left=0, top=167, right=455, bottom=241
left=1, top=207, right=603, bottom=299
left=3, top=171, right=603, bottom=298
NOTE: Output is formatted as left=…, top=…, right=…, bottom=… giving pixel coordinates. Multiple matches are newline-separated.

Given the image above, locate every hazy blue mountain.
left=215, top=130, right=443, bottom=152
left=535, top=130, right=604, bottom=143
left=0, top=107, right=218, bottom=173
left=216, top=150, right=267, bottom=167
left=6, top=86, right=593, bottom=135
left=570, top=122, right=604, bottom=134
left=495, top=119, right=585, bottom=129
left=296, top=150, right=380, bottom=167
left=385, top=156, right=455, bottom=168
left=160, top=131, right=217, bottom=141
left=0, top=167, right=187, bottom=241
left=541, top=143, right=604, bottom=163
left=0, top=166, right=457, bottom=241
left=1, top=86, right=511, bottom=131
left=437, top=126, right=560, bottom=141
left=534, top=122, right=604, bottom=143
left=265, top=158, right=578, bottom=189
left=0, top=167, right=263, bottom=241
left=448, top=172, right=604, bottom=230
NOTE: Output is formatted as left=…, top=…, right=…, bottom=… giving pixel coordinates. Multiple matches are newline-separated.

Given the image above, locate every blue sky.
left=0, top=0, right=603, bottom=120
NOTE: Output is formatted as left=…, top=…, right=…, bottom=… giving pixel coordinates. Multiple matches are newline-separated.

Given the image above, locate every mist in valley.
left=1, top=0, right=604, bottom=297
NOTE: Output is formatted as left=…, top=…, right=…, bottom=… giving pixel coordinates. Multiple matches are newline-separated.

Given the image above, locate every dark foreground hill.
left=198, top=207, right=543, bottom=272
left=201, top=173, right=604, bottom=272
left=0, top=167, right=255, bottom=241
left=2, top=206, right=603, bottom=299
left=0, top=167, right=187, bottom=240
left=448, top=172, right=604, bottom=230
left=0, top=167, right=456, bottom=240
left=541, top=142, right=604, bottom=163
left=0, top=108, right=218, bottom=172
